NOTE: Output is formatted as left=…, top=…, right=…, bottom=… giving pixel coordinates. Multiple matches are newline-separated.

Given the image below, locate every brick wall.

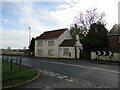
left=109, top=35, right=120, bottom=53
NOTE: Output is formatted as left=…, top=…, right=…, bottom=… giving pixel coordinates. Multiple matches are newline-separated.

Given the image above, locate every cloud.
left=50, top=0, right=119, bottom=30
left=70, top=0, right=119, bottom=30
left=16, top=0, right=119, bottom=32
left=2, top=0, right=64, bottom=2
left=1, top=0, right=119, bottom=49
left=17, top=3, right=50, bottom=33
left=2, top=28, right=39, bottom=49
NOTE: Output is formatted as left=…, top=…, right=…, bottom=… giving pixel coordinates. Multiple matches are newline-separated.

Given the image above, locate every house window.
left=48, top=40, right=54, bottom=46
left=38, top=40, right=43, bottom=46
left=48, top=49, right=54, bottom=55
left=38, top=49, right=43, bottom=55
left=63, top=48, right=69, bottom=56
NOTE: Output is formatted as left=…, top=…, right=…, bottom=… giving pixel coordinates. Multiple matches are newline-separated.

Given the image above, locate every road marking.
left=39, top=69, right=78, bottom=83
left=57, top=76, right=64, bottom=79
left=54, top=73, right=60, bottom=76
left=65, top=79, right=74, bottom=82
left=41, top=61, right=120, bottom=74
left=50, top=74, right=56, bottom=76
left=63, top=76, right=68, bottom=78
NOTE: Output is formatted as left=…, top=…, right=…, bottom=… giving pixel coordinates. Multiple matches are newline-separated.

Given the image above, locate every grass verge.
left=2, top=60, right=38, bottom=88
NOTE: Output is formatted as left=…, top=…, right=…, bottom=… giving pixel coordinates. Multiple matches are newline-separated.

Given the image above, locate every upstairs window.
left=48, top=49, right=54, bottom=55
left=38, top=40, right=43, bottom=46
left=48, top=40, right=54, bottom=46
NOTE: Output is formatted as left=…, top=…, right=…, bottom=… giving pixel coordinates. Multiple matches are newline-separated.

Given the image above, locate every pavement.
left=2, top=55, right=120, bottom=88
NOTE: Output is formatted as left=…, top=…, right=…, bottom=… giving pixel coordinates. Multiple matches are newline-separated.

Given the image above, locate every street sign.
left=96, top=51, right=101, bottom=56
left=108, top=51, right=113, bottom=56
left=103, top=51, right=106, bottom=56
left=96, top=51, right=113, bottom=56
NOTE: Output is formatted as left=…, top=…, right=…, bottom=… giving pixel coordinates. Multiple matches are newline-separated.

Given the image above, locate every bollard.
left=7, top=56, right=8, bottom=62
left=2, top=55, right=4, bottom=61
left=10, top=58, right=13, bottom=73
left=16, top=57, right=18, bottom=65
left=19, top=58, right=22, bottom=71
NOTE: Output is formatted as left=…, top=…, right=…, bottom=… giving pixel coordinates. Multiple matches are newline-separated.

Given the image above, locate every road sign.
left=103, top=51, right=106, bottom=56
left=96, top=51, right=113, bottom=56
left=108, top=51, right=113, bottom=56
left=96, top=51, right=101, bottom=56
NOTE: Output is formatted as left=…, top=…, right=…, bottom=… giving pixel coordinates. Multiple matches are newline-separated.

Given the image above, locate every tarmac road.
left=2, top=56, right=120, bottom=88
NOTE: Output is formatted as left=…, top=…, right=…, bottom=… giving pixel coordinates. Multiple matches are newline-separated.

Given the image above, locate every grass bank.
left=2, top=61, right=38, bottom=88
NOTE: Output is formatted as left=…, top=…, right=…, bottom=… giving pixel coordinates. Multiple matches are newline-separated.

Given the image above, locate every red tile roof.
left=59, top=39, right=75, bottom=47
left=35, top=28, right=67, bottom=40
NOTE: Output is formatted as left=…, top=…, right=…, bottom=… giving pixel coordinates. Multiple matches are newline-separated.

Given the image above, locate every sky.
left=1, top=0, right=119, bottom=49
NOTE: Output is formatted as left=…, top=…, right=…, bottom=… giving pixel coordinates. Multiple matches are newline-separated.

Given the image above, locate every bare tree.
left=75, top=8, right=105, bottom=31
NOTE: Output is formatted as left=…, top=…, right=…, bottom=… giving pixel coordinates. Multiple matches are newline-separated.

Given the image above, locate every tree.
left=7, top=47, right=11, bottom=51
left=29, top=38, right=35, bottom=56
left=81, top=22, right=109, bottom=53
left=70, top=8, right=105, bottom=40
left=70, top=8, right=108, bottom=59
left=75, top=8, right=105, bottom=31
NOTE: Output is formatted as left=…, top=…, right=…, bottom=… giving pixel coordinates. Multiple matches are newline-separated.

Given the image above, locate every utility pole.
left=28, top=27, right=31, bottom=46
left=74, top=23, right=77, bottom=60
left=28, top=27, right=31, bottom=56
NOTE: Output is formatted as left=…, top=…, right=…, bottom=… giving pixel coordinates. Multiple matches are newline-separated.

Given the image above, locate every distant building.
left=108, top=24, right=120, bottom=53
left=35, top=28, right=83, bottom=58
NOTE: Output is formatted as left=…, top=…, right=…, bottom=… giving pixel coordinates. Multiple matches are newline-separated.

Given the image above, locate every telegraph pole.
left=74, top=23, right=77, bottom=60
left=28, top=27, right=31, bottom=46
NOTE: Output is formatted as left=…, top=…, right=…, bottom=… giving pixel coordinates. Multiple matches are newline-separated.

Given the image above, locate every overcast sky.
left=1, top=0, right=119, bottom=49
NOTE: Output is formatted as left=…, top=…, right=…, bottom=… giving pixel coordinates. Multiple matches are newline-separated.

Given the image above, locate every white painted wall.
left=58, top=29, right=72, bottom=45
left=59, top=47, right=80, bottom=59
left=35, top=29, right=82, bottom=59
left=35, top=38, right=59, bottom=58
left=91, top=52, right=120, bottom=62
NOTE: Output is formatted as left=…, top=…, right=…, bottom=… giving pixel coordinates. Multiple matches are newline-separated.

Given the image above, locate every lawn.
left=2, top=60, right=38, bottom=88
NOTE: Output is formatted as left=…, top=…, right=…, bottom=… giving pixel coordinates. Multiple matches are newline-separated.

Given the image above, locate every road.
left=2, top=56, right=120, bottom=88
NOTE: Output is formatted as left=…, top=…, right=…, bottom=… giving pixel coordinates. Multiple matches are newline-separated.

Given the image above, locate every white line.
left=57, top=76, right=64, bottom=79
left=54, top=73, right=60, bottom=76
left=44, top=72, right=49, bottom=74
left=48, top=71, right=54, bottom=74
left=49, top=74, right=56, bottom=76
left=41, top=61, right=120, bottom=74
left=63, top=75, right=68, bottom=78
left=65, top=79, right=74, bottom=82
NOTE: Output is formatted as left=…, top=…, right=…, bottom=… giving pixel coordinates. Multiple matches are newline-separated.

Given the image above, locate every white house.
left=35, top=28, right=83, bottom=59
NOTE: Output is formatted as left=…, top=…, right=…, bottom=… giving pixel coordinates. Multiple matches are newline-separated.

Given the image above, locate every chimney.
left=75, top=34, right=83, bottom=50
left=76, top=35, right=79, bottom=42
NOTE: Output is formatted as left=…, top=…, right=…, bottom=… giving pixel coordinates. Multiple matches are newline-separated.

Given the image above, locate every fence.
left=2, top=56, right=23, bottom=73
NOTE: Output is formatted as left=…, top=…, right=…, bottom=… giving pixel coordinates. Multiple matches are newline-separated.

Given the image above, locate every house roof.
left=59, top=39, right=75, bottom=47
left=35, top=28, right=67, bottom=40
left=108, top=24, right=120, bottom=36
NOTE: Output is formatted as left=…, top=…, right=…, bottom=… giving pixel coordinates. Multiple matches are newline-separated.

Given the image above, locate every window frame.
left=63, top=48, right=69, bottom=56
left=48, top=40, right=54, bottom=46
left=38, top=40, right=43, bottom=46
left=48, top=49, right=54, bottom=55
